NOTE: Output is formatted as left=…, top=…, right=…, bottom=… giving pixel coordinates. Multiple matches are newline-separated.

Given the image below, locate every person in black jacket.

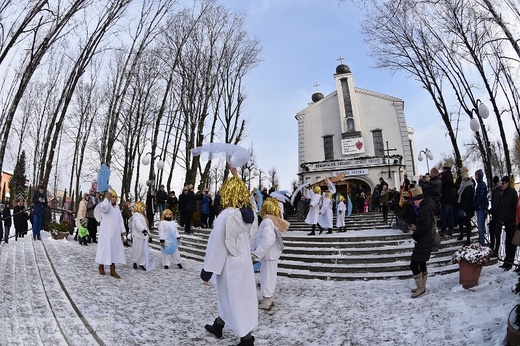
left=13, top=198, right=28, bottom=240
left=488, top=176, right=502, bottom=255
left=180, top=184, right=202, bottom=234
left=408, top=186, right=439, bottom=298
left=3, top=201, right=12, bottom=243
left=156, top=185, right=168, bottom=216
left=398, top=191, right=416, bottom=233
left=419, top=168, right=441, bottom=212
left=439, top=162, right=455, bottom=237
left=498, top=176, right=518, bottom=270
left=456, top=171, right=475, bottom=245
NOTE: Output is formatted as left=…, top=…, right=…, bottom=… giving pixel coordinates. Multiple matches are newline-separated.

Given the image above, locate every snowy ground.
left=1, top=230, right=519, bottom=346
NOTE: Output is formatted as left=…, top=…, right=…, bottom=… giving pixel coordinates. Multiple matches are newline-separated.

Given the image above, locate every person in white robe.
left=201, top=171, right=258, bottom=346
left=336, top=195, right=347, bottom=232
left=95, top=189, right=126, bottom=278
left=129, top=201, right=150, bottom=271
left=251, top=197, right=289, bottom=311
left=305, top=186, right=323, bottom=236
left=158, top=208, right=183, bottom=269
left=318, top=191, right=333, bottom=234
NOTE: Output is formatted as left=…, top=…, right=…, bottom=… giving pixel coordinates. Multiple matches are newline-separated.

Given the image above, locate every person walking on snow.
left=251, top=197, right=289, bottom=311
left=318, top=191, right=333, bottom=234
left=336, top=195, right=347, bottom=232
left=201, top=167, right=258, bottom=346
left=158, top=208, right=183, bottom=269
left=306, top=186, right=323, bottom=236
left=129, top=201, right=151, bottom=271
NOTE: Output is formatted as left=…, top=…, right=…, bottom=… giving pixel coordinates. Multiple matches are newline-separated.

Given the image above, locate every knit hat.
left=411, top=186, right=424, bottom=201
left=443, top=162, right=452, bottom=169
left=501, top=176, right=510, bottom=184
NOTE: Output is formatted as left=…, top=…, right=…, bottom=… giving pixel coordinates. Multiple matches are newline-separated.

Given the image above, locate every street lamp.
left=142, top=152, right=165, bottom=186
left=255, top=169, right=264, bottom=190
left=469, top=99, right=490, bottom=132
left=417, top=148, right=434, bottom=173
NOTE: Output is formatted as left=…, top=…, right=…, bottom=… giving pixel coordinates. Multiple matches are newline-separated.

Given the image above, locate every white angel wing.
left=290, top=183, right=309, bottom=204
left=191, top=143, right=250, bottom=167
left=326, top=178, right=336, bottom=194
left=269, top=191, right=289, bottom=203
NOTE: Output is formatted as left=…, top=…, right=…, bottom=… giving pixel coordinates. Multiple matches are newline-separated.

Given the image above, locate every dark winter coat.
left=13, top=205, right=28, bottom=232
left=167, top=195, right=178, bottom=210
left=499, top=185, right=518, bottom=226
left=458, top=181, right=475, bottom=224
left=440, top=171, right=454, bottom=205
left=419, top=175, right=441, bottom=210
left=32, top=190, right=47, bottom=216
left=201, top=194, right=212, bottom=215
left=489, top=183, right=502, bottom=220
left=185, top=191, right=203, bottom=212
left=156, top=189, right=168, bottom=206
left=473, top=169, right=488, bottom=211
left=411, top=196, right=438, bottom=262
left=3, top=206, right=12, bottom=228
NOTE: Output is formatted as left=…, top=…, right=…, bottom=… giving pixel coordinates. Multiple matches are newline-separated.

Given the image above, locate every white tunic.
left=318, top=197, right=333, bottom=228
left=130, top=213, right=149, bottom=266
left=304, top=192, right=322, bottom=225
left=95, top=199, right=126, bottom=265
left=336, top=201, right=346, bottom=228
left=251, top=215, right=288, bottom=297
left=203, top=208, right=258, bottom=338
left=158, top=220, right=182, bottom=266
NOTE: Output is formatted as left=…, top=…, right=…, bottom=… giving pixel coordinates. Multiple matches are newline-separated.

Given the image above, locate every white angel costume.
left=318, top=194, right=333, bottom=229
left=95, top=198, right=126, bottom=265
left=129, top=212, right=149, bottom=268
left=202, top=207, right=259, bottom=338
left=304, top=190, right=322, bottom=225
left=251, top=215, right=289, bottom=299
left=158, top=219, right=182, bottom=268
left=336, top=200, right=346, bottom=228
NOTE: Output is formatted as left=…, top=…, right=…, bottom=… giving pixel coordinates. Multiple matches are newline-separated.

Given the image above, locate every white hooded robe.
left=95, top=198, right=126, bottom=265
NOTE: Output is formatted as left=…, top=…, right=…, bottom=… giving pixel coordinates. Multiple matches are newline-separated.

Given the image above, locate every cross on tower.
left=313, top=82, right=321, bottom=92
left=337, top=56, right=345, bottom=64
left=384, top=141, right=397, bottom=177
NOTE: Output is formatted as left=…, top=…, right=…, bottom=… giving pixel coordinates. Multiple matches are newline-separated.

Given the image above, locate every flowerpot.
left=52, top=231, right=69, bottom=240
left=458, top=259, right=483, bottom=289
left=507, top=305, right=520, bottom=346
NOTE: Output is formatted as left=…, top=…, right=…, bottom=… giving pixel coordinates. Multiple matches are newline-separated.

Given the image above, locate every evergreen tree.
left=9, top=151, right=28, bottom=203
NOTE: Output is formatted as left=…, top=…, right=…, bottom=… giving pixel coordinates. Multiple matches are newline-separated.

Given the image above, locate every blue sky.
left=223, top=0, right=477, bottom=190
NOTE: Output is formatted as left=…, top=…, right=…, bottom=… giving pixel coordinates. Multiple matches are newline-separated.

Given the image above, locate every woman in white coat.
left=251, top=197, right=289, bottom=310
left=318, top=191, right=333, bottom=234
left=95, top=189, right=126, bottom=278
left=306, top=186, right=323, bottom=236
left=158, top=208, right=183, bottom=269
left=336, top=195, right=347, bottom=232
left=129, top=201, right=150, bottom=271
left=201, top=170, right=258, bottom=346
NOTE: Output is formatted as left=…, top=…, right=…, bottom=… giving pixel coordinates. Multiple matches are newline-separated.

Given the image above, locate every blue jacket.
left=473, top=169, right=488, bottom=211
left=32, top=190, right=47, bottom=216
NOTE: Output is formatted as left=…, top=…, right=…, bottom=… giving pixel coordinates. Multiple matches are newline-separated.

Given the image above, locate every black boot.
left=326, top=229, right=332, bottom=234
left=318, top=224, right=324, bottom=235
left=236, top=335, right=255, bottom=346
left=205, top=318, right=224, bottom=338
left=307, top=225, right=316, bottom=236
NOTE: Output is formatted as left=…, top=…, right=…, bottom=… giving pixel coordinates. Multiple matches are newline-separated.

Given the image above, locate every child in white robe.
left=336, top=195, right=347, bottom=232
left=129, top=201, right=150, bottom=271
left=158, top=209, right=183, bottom=269
left=251, top=197, right=289, bottom=310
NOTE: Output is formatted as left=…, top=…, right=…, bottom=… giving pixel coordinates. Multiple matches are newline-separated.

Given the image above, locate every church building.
left=295, top=61, right=417, bottom=197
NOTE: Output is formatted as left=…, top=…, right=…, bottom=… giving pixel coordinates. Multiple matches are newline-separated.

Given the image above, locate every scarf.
left=457, top=180, right=473, bottom=203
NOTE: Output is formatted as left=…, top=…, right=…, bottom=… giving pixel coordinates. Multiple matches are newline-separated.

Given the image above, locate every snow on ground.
left=1, top=230, right=519, bottom=346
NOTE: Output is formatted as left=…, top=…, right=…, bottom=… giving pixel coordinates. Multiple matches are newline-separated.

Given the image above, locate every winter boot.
left=411, top=271, right=428, bottom=293
left=205, top=318, right=224, bottom=338
left=318, top=224, right=324, bottom=235
left=236, top=335, right=255, bottom=346
left=98, top=265, right=105, bottom=276
left=307, top=225, right=316, bottom=236
left=411, top=273, right=426, bottom=298
left=447, top=228, right=453, bottom=236
left=326, top=229, right=332, bottom=234
left=258, top=297, right=274, bottom=311
left=110, top=264, right=120, bottom=279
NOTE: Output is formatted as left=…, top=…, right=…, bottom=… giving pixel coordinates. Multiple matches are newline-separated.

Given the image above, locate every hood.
left=265, top=214, right=290, bottom=233
left=240, top=207, right=255, bottom=224
left=476, top=169, right=484, bottom=181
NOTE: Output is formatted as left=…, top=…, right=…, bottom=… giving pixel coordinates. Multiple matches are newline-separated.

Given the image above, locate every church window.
left=323, top=135, right=333, bottom=160
left=372, top=130, right=384, bottom=156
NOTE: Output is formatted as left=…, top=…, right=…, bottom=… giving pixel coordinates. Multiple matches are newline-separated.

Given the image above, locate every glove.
left=142, top=230, right=148, bottom=236
left=200, top=269, right=213, bottom=282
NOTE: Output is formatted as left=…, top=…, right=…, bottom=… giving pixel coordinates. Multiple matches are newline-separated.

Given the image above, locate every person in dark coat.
left=498, top=176, right=518, bottom=270
left=146, top=188, right=155, bottom=228
left=156, top=185, right=168, bottom=216
left=13, top=198, right=28, bottom=239
left=439, top=162, right=455, bottom=237
left=180, top=184, right=203, bottom=234
left=3, top=201, right=12, bottom=243
left=408, top=186, right=438, bottom=298
left=32, top=184, right=47, bottom=240
left=457, top=171, right=475, bottom=245
left=488, top=176, right=502, bottom=256
left=167, top=191, right=179, bottom=220
left=473, top=169, right=488, bottom=246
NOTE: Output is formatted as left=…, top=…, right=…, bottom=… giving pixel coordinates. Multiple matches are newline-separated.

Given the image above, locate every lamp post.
left=142, top=152, right=165, bottom=187
left=255, top=169, right=264, bottom=190
left=417, top=148, right=434, bottom=173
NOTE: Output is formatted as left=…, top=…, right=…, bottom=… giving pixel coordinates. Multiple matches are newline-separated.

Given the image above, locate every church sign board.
left=341, top=137, right=365, bottom=155
left=310, top=157, right=384, bottom=171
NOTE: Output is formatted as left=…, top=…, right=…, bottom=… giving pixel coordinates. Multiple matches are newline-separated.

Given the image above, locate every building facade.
left=295, top=63, right=416, bottom=196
